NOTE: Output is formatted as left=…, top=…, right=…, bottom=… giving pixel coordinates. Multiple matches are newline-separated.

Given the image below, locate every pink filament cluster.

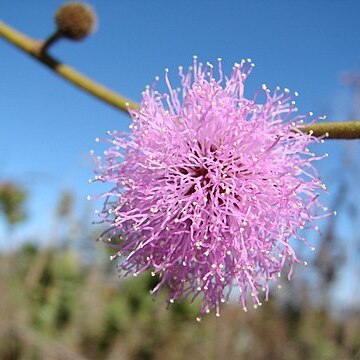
left=93, top=58, right=328, bottom=318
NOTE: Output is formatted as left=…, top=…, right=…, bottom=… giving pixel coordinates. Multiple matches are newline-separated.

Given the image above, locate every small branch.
left=299, top=121, right=360, bottom=140
left=39, top=30, right=63, bottom=55
left=0, top=20, right=138, bottom=113
left=1, top=21, right=360, bottom=140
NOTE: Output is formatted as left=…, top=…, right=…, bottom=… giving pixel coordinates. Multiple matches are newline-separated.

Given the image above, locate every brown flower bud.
left=55, top=2, right=97, bottom=40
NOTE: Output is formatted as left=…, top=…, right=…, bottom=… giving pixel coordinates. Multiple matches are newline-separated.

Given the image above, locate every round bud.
left=55, top=2, right=97, bottom=40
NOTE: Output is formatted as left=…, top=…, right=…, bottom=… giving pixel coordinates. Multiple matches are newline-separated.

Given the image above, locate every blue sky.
left=1, top=1, right=360, bottom=305
left=1, top=0, right=359, bottom=235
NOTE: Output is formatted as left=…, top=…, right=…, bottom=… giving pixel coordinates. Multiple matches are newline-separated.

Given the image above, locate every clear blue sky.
left=1, top=1, right=360, bottom=305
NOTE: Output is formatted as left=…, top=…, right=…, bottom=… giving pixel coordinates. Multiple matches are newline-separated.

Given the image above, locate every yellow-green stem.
left=299, top=121, right=360, bottom=140
left=0, top=20, right=137, bottom=113
left=1, top=20, right=360, bottom=139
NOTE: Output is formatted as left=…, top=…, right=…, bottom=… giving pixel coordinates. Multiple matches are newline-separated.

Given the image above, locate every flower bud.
left=55, top=2, right=97, bottom=40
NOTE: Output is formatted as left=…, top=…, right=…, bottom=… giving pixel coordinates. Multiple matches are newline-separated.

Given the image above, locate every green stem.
left=1, top=20, right=360, bottom=140
left=299, top=121, right=360, bottom=140
left=0, top=20, right=137, bottom=113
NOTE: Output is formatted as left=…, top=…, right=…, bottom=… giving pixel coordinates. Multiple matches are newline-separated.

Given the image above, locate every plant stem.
left=299, top=121, right=360, bottom=140
left=1, top=20, right=360, bottom=139
left=0, top=20, right=137, bottom=113
left=39, top=30, right=63, bottom=55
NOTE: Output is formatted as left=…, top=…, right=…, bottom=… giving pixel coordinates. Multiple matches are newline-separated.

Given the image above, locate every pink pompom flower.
left=92, top=57, right=329, bottom=318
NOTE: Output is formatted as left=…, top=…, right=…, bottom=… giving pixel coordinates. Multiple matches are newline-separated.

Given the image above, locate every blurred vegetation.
left=0, top=187, right=359, bottom=360
left=0, top=245, right=359, bottom=360
left=0, top=182, right=27, bottom=226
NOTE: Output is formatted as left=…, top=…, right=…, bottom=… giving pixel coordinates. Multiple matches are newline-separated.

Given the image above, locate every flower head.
left=92, top=58, right=328, bottom=317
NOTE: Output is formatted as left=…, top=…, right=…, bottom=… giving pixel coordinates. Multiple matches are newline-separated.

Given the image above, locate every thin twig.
left=0, top=20, right=137, bottom=113
left=40, top=30, right=62, bottom=55
left=1, top=20, right=360, bottom=139
left=299, top=121, right=360, bottom=139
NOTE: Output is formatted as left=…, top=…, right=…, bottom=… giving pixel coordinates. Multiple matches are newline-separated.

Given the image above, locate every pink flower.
left=92, top=57, right=328, bottom=318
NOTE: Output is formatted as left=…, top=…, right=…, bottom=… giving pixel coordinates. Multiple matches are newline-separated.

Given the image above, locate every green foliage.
left=0, top=182, right=27, bottom=225
left=0, top=186, right=358, bottom=359
left=0, top=245, right=359, bottom=360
